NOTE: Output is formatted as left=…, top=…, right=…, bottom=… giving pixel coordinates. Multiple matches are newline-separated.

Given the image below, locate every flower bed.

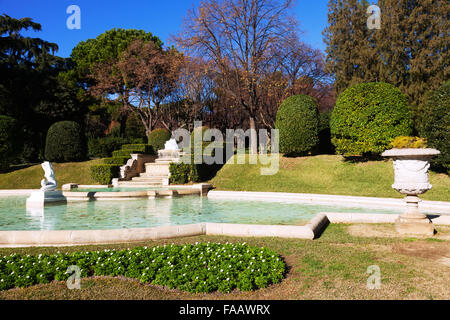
left=0, top=242, right=286, bottom=293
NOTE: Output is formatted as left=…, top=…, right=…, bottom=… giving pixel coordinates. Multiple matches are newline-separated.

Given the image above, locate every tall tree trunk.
left=249, top=116, right=258, bottom=154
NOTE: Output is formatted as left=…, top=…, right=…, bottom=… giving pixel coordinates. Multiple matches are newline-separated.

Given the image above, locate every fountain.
left=26, top=161, right=66, bottom=208
left=382, top=148, right=440, bottom=236
left=157, top=138, right=182, bottom=162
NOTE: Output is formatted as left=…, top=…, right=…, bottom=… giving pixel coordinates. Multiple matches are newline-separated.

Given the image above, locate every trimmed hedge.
left=88, top=135, right=129, bottom=158
left=0, top=115, right=20, bottom=171
left=275, top=94, right=319, bottom=155
left=418, top=81, right=450, bottom=172
left=0, top=243, right=286, bottom=293
left=112, top=150, right=132, bottom=158
left=44, top=121, right=87, bottom=162
left=90, top=164, right=120, bottom=184
left=147, top=128, right=171, bottom=152
left=103, top=157, right=129, bottom=165
left=331, top=82, right=412, bottom=156
left=121, top=144, right=155, bottom=154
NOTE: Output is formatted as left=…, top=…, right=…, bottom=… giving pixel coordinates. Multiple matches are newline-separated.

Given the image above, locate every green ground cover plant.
left=0, top=242, right=285, bottom=293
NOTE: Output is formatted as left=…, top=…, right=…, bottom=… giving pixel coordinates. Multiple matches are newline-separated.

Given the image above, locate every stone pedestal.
left=382, top=148, right=440, bottom=236
left=395, top=195, right=435, bottom=236
left=26, top=190, right=67, bottom=208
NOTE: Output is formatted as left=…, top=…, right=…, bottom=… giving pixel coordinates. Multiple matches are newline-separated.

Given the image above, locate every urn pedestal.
left=382, top=148, right=440, bottom=236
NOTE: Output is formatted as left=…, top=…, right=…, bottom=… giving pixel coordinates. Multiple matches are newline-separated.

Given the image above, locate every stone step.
left=117, top=181, right=162, bottom=187
left=132, top=177, right=165, bottom=182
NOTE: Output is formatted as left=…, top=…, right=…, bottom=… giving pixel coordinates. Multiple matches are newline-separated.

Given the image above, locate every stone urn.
left=382, top=148, right=440, bottom=236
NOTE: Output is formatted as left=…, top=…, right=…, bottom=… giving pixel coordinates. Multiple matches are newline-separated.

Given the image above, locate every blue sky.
left=1, top=0, right=330, bottom=58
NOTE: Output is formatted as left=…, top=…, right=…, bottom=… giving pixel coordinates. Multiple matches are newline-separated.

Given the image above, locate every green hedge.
left=112, top=150, right=132, bottom=158
left=418, top=81, right=449, bottom=172
left=0, top=243, right=286, bottom=293
left=0, top=115, right=21, bottom=171
left=331, top=82, right=412, bottom=156
left=275, top=94, right=319, bottom=155
left=44, top=121, right=87, bottom=162
left=90, top=164, right=120, bottom=184
left=88, top=135, right=129, bottom=158
left=169, top=162, right=195, bottom=184
left=147, top=128, right=171, bottom=152
left=121, top=144, right=154, bottom=154
left=103, top=157, right=129, bottom=165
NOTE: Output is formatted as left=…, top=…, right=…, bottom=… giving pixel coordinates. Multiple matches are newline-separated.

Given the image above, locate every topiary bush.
left=0, top=115, right=21, bottom=171
left=44, top=121, right=87, bottom=162
left=147, top=128, right=171, bottom=152
left=90, top=164, right=120, bottom=184
left=275, top=94, right=319, bottom=155
left=331, top=82, right=412, bottom=156
left=418, top=81, right=450, bottom=172
left=0, top=243, right=286, bottom=293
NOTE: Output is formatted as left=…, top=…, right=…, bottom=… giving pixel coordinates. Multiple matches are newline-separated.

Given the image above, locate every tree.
left=90, top=39, right=184, bottom=137
left=0, top=15, right=84, bottom=161
left=176, top=0, right=298, bottom=154
left=323, top=0, right=449, bottom=125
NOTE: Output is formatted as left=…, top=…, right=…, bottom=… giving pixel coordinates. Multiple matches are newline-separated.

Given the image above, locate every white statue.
left=164, top=138, right=180, bottom=151
left=40, top=161, right=57, bottom=191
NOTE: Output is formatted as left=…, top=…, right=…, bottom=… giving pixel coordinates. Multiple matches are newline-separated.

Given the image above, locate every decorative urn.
left=382, top=148, right=440, bottom=236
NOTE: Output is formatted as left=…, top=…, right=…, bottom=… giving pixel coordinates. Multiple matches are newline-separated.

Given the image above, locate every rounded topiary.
left=330, top=82, right=412, bottom=156
left=147, top=128, right=171, bottom=152
left=0, top=115, right=21, bottom=171
left=44, top=121, right=87, bottom=162
left=275, top=94, right=319, bottom=155
left=418, top=81, right=449, bottom=172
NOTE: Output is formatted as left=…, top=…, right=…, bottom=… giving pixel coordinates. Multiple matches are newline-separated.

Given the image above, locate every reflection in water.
left=1, top=195, right=400, bottom=231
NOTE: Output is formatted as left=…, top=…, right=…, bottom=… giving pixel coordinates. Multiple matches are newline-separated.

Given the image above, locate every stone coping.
left=207, top=191, right=450, bottom=215
left=0, top=184, right=213, bottom=200
left=1, top=211, right=450, bottom=247
left=382, top=148, right=440, bottom=157
left=0, top=215, right=330, bottom=247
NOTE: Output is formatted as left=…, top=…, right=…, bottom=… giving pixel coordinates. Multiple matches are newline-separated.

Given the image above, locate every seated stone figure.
left=40, top=161, right=57, bottom=191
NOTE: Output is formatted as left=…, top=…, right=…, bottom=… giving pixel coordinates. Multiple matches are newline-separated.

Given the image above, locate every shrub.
left=147, top=128, right=171, bottom=152
left=103, top=157, right=129, bottom=165
left=389, top=136, right=427, bottom=149
left=44, top=121, right=87, bottom=162
left=418, top=81, right=450, bottom=171
left=121, top=144, right=154, bottom=154
left=331, top=82, right=412, bottom=156
left=0, top=243, right=286, bottom=293
left=0, top=115, right=21, bottom=171
left=275, top=94, right=319, bottom=155
left=169, top=162, right=195, bottom=184
left=88, top=135, right=128, bottom=158
left=90, top=164, right=120, bottom=184
left=112, top=150, right=132, bottom=158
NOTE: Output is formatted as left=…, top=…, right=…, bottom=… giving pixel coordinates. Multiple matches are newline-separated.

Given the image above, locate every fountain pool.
left=0, top=195, right=401, bottom=231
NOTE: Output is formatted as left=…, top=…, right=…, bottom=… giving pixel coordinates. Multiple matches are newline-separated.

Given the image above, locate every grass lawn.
left=211, top=155, right=450, bottom=202
left=0, top=159, right=104, bottom=190
left=0, top=224, right=449, bottom=300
